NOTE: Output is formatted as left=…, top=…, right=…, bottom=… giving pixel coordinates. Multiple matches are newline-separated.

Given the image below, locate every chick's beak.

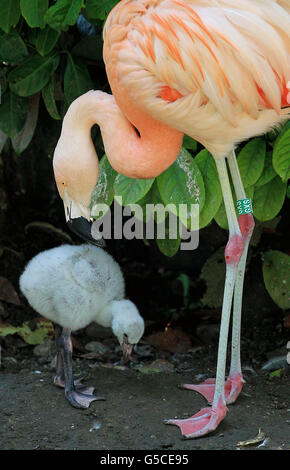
left=122, top=335, right=134, bottom=363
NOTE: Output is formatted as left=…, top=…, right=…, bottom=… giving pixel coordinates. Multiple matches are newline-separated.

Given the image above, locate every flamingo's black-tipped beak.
left=67, top=217, right=106, bottom=248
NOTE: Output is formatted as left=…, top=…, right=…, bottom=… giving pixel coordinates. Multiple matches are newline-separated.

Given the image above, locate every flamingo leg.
left=54, top=327, right=105, bottom=409
left=226, top=151, right=254, bottom=401
left=183, top=151, right=255, bottom=406
left=166, top=156, right=244, bottom=438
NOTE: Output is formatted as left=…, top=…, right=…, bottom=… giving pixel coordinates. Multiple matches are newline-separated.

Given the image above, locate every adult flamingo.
left=53, top=0, right=290, bottom=437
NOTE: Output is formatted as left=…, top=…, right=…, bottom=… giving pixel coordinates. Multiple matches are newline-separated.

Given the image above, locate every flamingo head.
left=110, top=300, right=145, bottom=363
left=53, top=96, right=105, bottom=246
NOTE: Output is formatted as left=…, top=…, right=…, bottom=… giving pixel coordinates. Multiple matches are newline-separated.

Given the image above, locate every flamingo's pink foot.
left=182, top=373, right=244, bottom=405
left=165, top=397, right=227, bottom=439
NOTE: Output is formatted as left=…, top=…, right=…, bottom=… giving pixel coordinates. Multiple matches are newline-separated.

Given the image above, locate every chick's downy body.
left=20, top=244, right=125, bottom=331
left=20, top=244, right=144, bottom=409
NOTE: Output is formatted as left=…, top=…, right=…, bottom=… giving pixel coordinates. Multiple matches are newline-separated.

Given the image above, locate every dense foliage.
left=0, top=0, right=289, bottom=310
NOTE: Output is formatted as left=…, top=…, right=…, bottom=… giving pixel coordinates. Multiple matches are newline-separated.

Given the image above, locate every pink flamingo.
left=53, top=0, right=290, bottom=437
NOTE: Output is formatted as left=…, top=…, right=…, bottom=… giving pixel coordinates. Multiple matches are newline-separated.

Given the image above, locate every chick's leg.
left=53, top=325, right=66, bottom=388
left=53, top=326, right=86, bottom=389
left=55, top=327, right=104, bottom=409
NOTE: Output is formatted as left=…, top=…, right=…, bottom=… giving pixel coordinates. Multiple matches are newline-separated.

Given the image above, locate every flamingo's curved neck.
left=106, top=75, right=184, bottom=178
left=62, top=88, right=183, bottom=180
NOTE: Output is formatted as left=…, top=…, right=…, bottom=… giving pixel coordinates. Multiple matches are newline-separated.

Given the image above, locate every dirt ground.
left=0, top=341, right=289, bottom=450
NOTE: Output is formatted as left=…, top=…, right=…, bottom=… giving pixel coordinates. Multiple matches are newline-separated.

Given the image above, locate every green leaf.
left=253, top=176, right=286, bottom=221
left=183, top=134, right=197, bottom=152
left=85, top=0, right=118, bottom=21
left=125, top=181, right=167, bottom=223
left=63, top=53, right=93, bottom=105
left=274, top=121, right=290, bottom=141
left=114, top=174, right=155, bottom=206
left=90, top=154, right=117, bottom=217
left=255, top=151, right=276, bottom=187
left=35, top=26, right=60, bottom=56
left=157, top=147, right=205, bottom=230
left=8, top=53, right=60, bottom=96
left=137, top=180, right=162, bottom=206
left=20, top=0, right=48, bottom=28
left=269, top=369, right=284, bottom=378
left=263, top=250, right=290, bottom=309
left=0, top=91, right=28, bottom=137
left=156, top=231, right=181, bottom=258
left=0, top=29, right=28, bottom=62
left=267, top=121, right=290, bottom=143
left=0, top=67, right=8, bottom=95
left=156, top=214, right=181, bottom=257
left=273, top=128, right=290, bottom=182
left=214, top=199, right=228, bottom=230
left=177, top=273, right=190, bottom=306
left=132, top=180, right=165, bottom=222
left=0, top=129, right=8, bottom=152
left=201, top=247, right=225, bottom=308
left=45, top=0, right=84, bottom=31
left=0, top=0, right=20, bottom=33
left=17, top=318, right=54, bottom=345
left=41, top=77, right=60, bottom=119
left=0, top=318, right=54, bottom=344
left=0, top=322, right=18, bottom=336
left=195, top=149, right=222, bottom=228
left=26, top=27, right=38, bottom=45
left=11, top=93, right=39, bottom=154
left=238, top=137, right=266, bottom=188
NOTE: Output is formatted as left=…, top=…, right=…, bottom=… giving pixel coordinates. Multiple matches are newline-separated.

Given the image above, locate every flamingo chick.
left=53, top=0, right=290, bottom=436
left=19, top=244, right=145, bottom=409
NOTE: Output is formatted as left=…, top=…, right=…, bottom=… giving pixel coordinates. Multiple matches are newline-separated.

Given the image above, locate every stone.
left=33, top=338, right=54, bottom=357
left=85, top=341, right=109, bottom=355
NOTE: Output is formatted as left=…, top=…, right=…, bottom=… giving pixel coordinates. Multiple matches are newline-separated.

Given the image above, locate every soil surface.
left=1, top=340, right=289, bottom=450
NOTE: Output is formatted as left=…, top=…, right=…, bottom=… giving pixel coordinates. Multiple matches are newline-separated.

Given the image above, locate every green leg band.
left=236, top=198, right=253, bottom=216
